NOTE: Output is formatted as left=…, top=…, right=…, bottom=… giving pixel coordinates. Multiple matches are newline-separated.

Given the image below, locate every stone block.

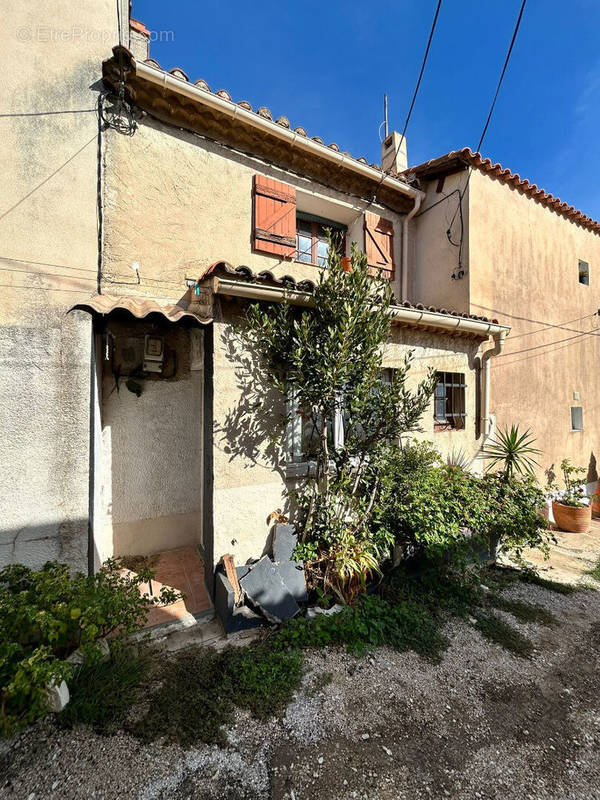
left=240, top=555, right=300, bottom=623
left=273, top=524, right=297, bottom=562
left=67, top=637, right=110, bottom=666
left=275, top=560, right=307, bottom=603
left=214, top=571, right=263, bottom=634
left=46, top=680, right=69, bottom=713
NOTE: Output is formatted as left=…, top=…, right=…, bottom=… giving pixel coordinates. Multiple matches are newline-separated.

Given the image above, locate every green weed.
left=57, top=645, right=149, bottom=733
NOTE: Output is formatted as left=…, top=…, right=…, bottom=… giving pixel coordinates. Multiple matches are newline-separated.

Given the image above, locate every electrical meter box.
left=143, top=335, right=165, bottom=373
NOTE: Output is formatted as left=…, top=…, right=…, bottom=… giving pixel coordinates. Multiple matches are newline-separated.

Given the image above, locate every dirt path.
left=2, top=530, right=600, bottom=800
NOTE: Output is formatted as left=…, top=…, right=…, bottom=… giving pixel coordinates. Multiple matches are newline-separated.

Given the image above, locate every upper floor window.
left=579, top=260, right=589, bottom=285
left=252, top=174, right=394, bottom=280
left=434, top=371, right=466, bottom=430
left=296, top=214, right=346, bottom=267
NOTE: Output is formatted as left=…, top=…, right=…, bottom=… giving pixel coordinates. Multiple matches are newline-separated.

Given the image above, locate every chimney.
left=381, top=131, right=407, bottom=175
left=129, top=18, right=150, bottom=61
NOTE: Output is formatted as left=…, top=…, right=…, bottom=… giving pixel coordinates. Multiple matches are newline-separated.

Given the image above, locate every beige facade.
left=410, top=158, right=600, bottom=485
left=0, top=3, right=508, bottom=580
left=0, top=0, right=127, bottom=570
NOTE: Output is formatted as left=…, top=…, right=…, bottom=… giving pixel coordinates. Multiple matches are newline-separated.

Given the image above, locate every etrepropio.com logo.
left=16, top=26, right=174, bottom=43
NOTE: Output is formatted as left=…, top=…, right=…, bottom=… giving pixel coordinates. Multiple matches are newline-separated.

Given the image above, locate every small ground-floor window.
left=434, top=371, right=466, bottom=430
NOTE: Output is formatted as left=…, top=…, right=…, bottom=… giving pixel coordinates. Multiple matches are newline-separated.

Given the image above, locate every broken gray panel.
left=235, top=564, right=252, bottom=581
left=214, top=572, right=263, bottom=634
left=275, top=560, right=307, bottom=603
left=240, top=555, right=300, bottom=623
left=273, top=523, right=297, bottom=562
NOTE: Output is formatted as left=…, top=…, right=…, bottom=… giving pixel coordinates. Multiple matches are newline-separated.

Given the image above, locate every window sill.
left=434, top=422, right=466, bottom=433
left=286, top=460, right=339, bottom=479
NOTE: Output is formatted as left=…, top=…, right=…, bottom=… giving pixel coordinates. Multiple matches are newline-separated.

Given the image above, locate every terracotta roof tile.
left=198, top=261, right=498, bottom=324
left=71, top=294, right=211, bottom=324
left=138, top=55, right=377, bottom=174
left=404, top=148, right=600, bottom=234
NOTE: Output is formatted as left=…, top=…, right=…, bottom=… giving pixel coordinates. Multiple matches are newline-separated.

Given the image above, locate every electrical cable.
left=369, top=0, right=443, bottom=203
left=448, top=0, right=527, bottom=236
left=0, top=109, right=96, bottom=118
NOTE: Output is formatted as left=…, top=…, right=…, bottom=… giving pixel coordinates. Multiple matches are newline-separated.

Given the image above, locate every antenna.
left=384, top=93, right=388, bottom=139
left=378, top=93, right=389, bottom=143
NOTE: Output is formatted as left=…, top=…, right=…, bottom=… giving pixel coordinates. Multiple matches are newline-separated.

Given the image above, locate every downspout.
left=480, top=330, right=507, bottom=438
left=401, top=191, right=424, bottom=303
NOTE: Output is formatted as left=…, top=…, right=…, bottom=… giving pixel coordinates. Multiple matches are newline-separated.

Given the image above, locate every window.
left=571, top=406, right=583, bottom=432
left=434, top=372, right=466, bottom=430
left=295, top=214, right=346, bottom=267
left=579, top=260, right=589, bottom=285
left=286, top=390, right=343, bottom=464
left=287, top=370, right=396, bottom=463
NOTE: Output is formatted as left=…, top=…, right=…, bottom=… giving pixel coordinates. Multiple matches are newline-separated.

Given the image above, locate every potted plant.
left=549, top=459, right=591, bottom=533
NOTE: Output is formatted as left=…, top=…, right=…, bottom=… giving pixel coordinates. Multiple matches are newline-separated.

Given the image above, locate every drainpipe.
left=480, top=330, right=507, bottom=438
left=401, top=192, right=423, bottom=303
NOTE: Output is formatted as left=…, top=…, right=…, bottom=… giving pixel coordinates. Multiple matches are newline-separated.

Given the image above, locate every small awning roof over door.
left=69, top=294, right=212, bottom=325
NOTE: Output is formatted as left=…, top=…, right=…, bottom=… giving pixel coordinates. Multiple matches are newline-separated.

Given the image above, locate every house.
left=1, top=3, right=508, bottom=599
left=403, top=149, right=600, bottom=490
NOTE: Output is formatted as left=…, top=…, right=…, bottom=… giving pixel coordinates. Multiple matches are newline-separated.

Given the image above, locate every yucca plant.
left=482, top=425, right=541, bottom=480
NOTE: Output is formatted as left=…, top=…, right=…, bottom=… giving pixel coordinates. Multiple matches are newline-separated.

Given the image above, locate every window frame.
left=295, top=212, right=346, bottom=267
left=433, top=371, right=467, bottom=431
left=578, top=260, right=590, bottom=286
left=571, top=406, right=583, bottom=432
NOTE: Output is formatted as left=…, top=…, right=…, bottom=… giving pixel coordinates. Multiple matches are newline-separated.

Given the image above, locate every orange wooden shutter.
left=253, top=175, right=296, bottom=257
left=364, top=211, right=395, bottom=280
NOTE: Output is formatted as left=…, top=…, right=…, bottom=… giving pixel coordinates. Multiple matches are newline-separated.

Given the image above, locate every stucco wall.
left=101, top=117, right=405, bottom=299
left=385, top=326, right=482, bottom=466
left=410, top=171, right=471, bottom=313
left=0, top=0, right=123, bottom=570
left=96, top=320, right=204, bottom=562
left=209, top=299, right=484, bottom=568
left=468, top=170, right=600, bottom=480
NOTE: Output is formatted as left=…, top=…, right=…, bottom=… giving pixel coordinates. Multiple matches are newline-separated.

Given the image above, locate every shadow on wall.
left=215, top=322, right=287, bottom=482
left=0, top=520, right=88, bottom=572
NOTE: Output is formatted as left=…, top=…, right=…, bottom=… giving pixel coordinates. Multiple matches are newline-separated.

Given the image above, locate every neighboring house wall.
left=0, top=0, right=124, bottom=570
left=467, top=170, right=600, bottom=481
left=409, top=171, right=470, bottom=312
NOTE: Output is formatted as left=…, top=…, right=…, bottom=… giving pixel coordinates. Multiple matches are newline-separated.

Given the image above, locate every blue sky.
left=133, top=0, right=600, bottom=219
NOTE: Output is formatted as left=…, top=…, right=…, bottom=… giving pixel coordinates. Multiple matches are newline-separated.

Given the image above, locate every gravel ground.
left=2, top=581, right=600, bottom=800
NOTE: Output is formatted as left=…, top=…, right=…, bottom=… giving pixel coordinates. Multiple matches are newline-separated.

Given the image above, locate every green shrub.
left=273, top=594, right=448, bottom=661
left=0, top=560, right=178, bottom=736
left=372, top=441, right=551, bottom=564
left=373, top=442, right=492, bottom=559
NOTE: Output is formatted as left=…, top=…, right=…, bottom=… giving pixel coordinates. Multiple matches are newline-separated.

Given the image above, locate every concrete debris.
left=215, top=525, right=309, bottom=632
left=240, top=556, right=300, bottom=623
left=306, top=604, right=344, bottom=619
left=275, top=560, right=308, bottom=603
left=45, top=680, right=69, bottom=713
left=67, top=637, right=110, bottom=666
left=214, top=572, right=263, bottom=635
left=273, top=523, right=298, bottom=562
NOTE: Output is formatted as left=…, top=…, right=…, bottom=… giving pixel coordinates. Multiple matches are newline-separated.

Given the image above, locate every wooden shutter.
left=364, top=211, right=395, bottom=280
left=253, top=175, right=296, bottom=257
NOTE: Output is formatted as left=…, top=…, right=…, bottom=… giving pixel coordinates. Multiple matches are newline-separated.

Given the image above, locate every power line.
left=371, top=0, right=443, bottom=199
left=0, top=109, right=96, bottom=118
left=0, top=134, right=97, bottom=223
left=449, top=0, right=527, bottom=233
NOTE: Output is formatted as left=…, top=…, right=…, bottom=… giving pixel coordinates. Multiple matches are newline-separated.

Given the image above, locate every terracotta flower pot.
left=552, top=500, right=591, bottom=533
left=341, top=257, right=352, bottom=273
